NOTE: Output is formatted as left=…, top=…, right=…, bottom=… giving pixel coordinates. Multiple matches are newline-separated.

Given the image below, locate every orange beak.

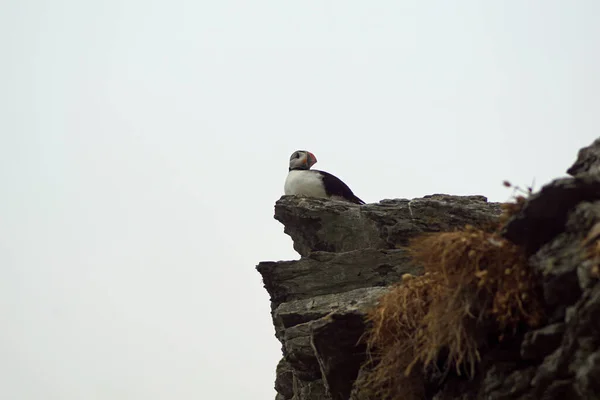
left=306, top=152, right=317, bottom=168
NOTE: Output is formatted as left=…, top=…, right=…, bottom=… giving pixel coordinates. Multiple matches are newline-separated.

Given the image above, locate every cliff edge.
left=257, top=138, right=600, bottom=400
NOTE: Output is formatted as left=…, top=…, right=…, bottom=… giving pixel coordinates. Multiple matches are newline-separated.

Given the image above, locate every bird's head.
left=289, top=150, right=317, bottom=170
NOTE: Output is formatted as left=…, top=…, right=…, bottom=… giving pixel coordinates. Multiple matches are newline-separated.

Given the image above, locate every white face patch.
left=284, top=170, right=328, bottom=198
left=288, top=151, right=308, bottom=170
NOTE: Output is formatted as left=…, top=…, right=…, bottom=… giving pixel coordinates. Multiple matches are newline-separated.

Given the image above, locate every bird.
left=284, top=150, right=365, bottom=205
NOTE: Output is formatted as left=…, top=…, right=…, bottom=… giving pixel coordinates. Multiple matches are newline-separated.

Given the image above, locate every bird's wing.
left=314, top=170, right=365, bottom=205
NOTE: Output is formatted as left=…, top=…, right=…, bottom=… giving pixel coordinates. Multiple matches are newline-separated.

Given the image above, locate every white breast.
left=284, top=170, right=328, bottom=198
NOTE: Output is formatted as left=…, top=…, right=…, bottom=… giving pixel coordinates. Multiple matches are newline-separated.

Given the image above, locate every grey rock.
left=257, top=249, right=419, bottom=310
left=274, top=194, right=502, bottom=257
left=273, top=287, right=388, bottom=338
left=311, top=312, right=368, bottom=400
left=259, top=140, right=600, bottom=400
left=527, top=200, right=600, bottom=322
left=529, top=234, right=583, bottom=322
left=293, top=379, right=331, bottom=400
left=283, top=323, right=322, bottom=380
left=529, top=284, right=600, bottom=399
left=568, top=137, right=600, bottom=177
left=271, top=287, right=390, bottom=400
left=530, top=348, right=565, bottom=391
left=577, top=259, right=598, bottom=291
left=542, top=380, right=580, bottom=400
left=275, top=359, right=295, bottom=399
left=259, top=194, right=499, bottom=399
left=521, top=323, right=566, bottom=360
left=483, top=365, right=536, bottom=399
left=575, top=350, right=600, bottom=398
left=502, top=176, right=600, bottom=255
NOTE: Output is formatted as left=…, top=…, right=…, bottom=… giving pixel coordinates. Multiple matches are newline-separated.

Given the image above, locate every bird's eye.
left=295, top=153, right=301, bottom=159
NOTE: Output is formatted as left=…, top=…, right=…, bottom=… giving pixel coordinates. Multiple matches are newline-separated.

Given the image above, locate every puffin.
left=284, top=150, right=365, bottom=205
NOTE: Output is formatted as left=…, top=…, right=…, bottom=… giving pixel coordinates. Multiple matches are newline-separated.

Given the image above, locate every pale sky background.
left=1, top=1, right=599, bottom=399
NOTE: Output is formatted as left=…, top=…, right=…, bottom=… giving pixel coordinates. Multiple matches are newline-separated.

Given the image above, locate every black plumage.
left=315, top=170, right=365, bottom=205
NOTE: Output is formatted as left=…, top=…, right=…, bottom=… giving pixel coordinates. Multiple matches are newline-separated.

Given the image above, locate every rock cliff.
left=257, top=138, right=600, bottom=400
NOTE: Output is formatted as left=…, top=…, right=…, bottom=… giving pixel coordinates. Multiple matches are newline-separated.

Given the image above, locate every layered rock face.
left=257, top=195, right=502, bottom=399
left=257, top=137, right=600, bottom=400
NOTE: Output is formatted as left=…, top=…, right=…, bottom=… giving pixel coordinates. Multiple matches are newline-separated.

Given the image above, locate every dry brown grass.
left=357, top=273, right=440, bottom=400
left=359, top=224, right=543, bottom=400
left=498, top=195, right=527, bottom=229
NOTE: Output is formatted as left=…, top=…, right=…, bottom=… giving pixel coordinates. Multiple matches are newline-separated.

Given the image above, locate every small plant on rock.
left=358, top=194, right=543, bottom=400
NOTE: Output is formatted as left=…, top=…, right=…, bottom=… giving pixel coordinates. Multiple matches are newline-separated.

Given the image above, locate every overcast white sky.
left=1, top=1, right=599, bottom=399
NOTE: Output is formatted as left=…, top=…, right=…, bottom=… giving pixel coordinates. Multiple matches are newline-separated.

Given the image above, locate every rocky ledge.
left=257, top=137, right=600, bottom=400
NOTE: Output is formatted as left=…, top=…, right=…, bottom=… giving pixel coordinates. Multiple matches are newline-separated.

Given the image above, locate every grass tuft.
left=358, top=221, right=543, bottom=399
